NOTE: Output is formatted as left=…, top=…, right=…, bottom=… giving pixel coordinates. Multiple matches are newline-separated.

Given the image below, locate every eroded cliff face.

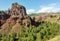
left=0, top=12, right=10, bottom=26
left=0, top=3, right=36, bottom=34
left=0, top=3, right=27, bottom=27
left=0, top=3, right=48, bottom=34
left=7, top=3, right=27, bottom=16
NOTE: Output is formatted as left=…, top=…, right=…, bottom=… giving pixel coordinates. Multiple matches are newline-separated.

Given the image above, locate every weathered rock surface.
left=0, top=3, right=27, bottom=27
left=0, top=3, right=46, bottom=34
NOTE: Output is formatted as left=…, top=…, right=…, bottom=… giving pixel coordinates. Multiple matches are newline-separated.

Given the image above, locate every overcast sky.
left=0, top=0, right=60, bottom=14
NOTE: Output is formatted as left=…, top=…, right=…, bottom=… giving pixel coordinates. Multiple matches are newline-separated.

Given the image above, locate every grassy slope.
left=30, top=13, right=60, bottom=24
left=45, top=14, right=60, bottom=23
left=48, top=35, right=60, bottom=41
left=30, top=13, right=60, bottom=41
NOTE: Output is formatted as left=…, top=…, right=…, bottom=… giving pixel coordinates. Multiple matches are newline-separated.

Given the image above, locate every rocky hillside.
left=0, top=3, right=60, bottom=34
left=0, top=3, right=43, bottom=34
left=0, top=3, right=60, bottom=41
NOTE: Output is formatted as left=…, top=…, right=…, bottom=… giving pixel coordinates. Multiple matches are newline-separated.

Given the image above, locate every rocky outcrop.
left=0, top=3, right=43, bottom=34
left=7, top=3, right=27, bottom=16
left=0, top=13, right=10, bottom=26
left=0, top=3, right=27, bottom=27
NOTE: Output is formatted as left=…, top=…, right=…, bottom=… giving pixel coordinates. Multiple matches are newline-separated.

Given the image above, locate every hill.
left=0, top=3, right=60, bottom=41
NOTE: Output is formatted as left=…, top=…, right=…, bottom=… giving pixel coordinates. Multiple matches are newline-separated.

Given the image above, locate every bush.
left=0, top=21, right=60, bottom=41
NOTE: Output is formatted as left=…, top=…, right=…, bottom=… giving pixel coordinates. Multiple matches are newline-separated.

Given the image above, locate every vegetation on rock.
left=0, top=3, right=60, bottom=41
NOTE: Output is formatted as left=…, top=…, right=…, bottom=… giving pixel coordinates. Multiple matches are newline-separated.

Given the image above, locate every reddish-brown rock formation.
left=0, top=3, right=43, bottom=34
left=0, top=3, right=27, bottom=27
left=0, top=13, right=10, bottom=26
left=7, top=3, right=27, bottom=16
left=0, top=22, right=11, bottom=34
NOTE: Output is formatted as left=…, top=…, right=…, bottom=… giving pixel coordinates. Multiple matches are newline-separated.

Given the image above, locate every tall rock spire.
left=8, top=3, right=27, bottom=16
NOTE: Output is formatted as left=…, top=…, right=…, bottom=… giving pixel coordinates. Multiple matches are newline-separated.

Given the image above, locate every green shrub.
left=1, top=21, right=60, bottom=41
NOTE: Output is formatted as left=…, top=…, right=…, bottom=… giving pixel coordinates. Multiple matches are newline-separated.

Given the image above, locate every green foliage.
left=12, top=2, right=18, bottom=6
left=0, top=21, right=60, bottom=41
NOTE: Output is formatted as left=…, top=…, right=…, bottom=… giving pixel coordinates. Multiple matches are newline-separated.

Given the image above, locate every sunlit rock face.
left=0, top=3, right=38, bottom=34
left=7, top=3, right=27, bottom=16
left=0, top=3, right=27, bottom=26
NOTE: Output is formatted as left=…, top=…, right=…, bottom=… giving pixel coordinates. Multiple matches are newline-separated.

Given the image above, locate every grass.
left=48, top=35, right=60, bottom=41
